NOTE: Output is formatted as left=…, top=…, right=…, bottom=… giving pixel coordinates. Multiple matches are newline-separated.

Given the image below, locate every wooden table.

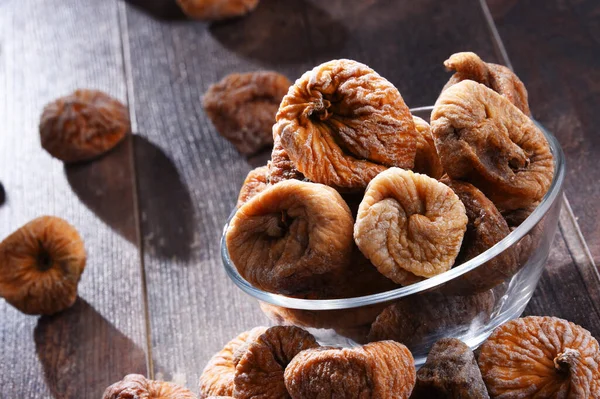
left=1, top=0, right=598, bottom=397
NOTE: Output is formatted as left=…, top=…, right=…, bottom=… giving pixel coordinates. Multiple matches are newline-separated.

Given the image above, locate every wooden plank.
left=486, top=0, right=600, bottom=264
left=0, top=1, right=147, bottom=397
left=123, top=0, right=506, bottom=390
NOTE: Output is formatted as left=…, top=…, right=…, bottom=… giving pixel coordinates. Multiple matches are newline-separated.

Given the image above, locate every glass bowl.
left=221, top=117, right=565, bottom=367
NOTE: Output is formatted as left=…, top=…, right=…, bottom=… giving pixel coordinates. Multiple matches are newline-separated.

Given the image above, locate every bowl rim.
left=221, top=119, right=566, bottom=310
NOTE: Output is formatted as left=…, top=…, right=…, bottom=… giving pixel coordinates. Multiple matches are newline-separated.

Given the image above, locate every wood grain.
left=0, top=1, right=147, bottom=397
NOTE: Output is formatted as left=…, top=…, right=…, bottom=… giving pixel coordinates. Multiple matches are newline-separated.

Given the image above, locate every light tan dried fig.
left=237, top=166, right=268, bottom=207
left=226, top=180, right=354, bottom=295
left=431, top=80, right=553, bottom=211
left=0, top=216, right=86, bottom=315
left=412, top=116, right=444, bottom=179
left=203, top=71, right=291, bottom=155
left=103, top=374, right=196, bottom=399
left=274, top=59, right=417, bottom=191
left=199, top=327, right=267, bottom=398
left=176, top=0, right=259, bottom=20
left=234, top=326, right=319, bottom=399
left=478, top=316, right=600, bottom=398
left=354, top=168, right=467, bottom=285
left=284, top=341, right=415, bottom=399
left=443, top=51, right=530, bottom=115
left=40, top=89, right=130, bottom=163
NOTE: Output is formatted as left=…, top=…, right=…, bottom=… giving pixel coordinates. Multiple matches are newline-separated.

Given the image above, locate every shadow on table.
left=34, top=298, right=147, bottom=399
left=123, top=0, right=187, bottom=21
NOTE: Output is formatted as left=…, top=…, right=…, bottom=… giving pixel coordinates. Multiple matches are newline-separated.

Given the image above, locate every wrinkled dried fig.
left=103, top=374, right=196, bottom=399
left=478, top=316, right=600, bottom=398
left=274, top=59, right=416, bottom=190
left=432, top=80, right=553, bottom=210
left=413, top=116, right=444, bottom=179
left=40, top=89, right=130, bottom=163
left=441, top=178, right=518, bottom=293
left=203, top=71, right=291, bottom=155
left=0, top=216, right=86, bottom=315
left=443, top=52, right=530, bottom=115
left=368, top=291, right=494, bottom=348
left=234, top=326, right=319, bottom=399
left=226, top=180, right=354, bottom=295
left=199, top=327, right=267, bottom=398
left=354, top=168, right=467, bottom=285
left=267, top=136, right=305, bottom=185
left=284, top=341, right=416, bottom=399
left=237, top=166, right=269, bottom=207
left=412, top=338, right=489, bottom=399
left=176, top=0, right=259, bottom=20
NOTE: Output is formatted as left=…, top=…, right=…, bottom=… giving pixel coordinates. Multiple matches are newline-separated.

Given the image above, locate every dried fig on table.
left=284, top=341, right=416, bottom=399
left=412, top=116, right=444, bottom=179
left=274, top=59, right=417, bottom=191
left=236, top=165, right=268, bottom=207
left=368, top=290, right=495, bottom=348
left=443, top=51, right=531, bottom=115
left=267, top=136, right=305, bottom=184
left=0, top=216, right=86, bottom=315
left=478, top=316, right=600, bottom=398
left=40, top=89, right=130, bottom=163
left=354, top=168, right=468, bottom=285
left=234, top=326, right=319, bottom=399
left=176, top=0, right=259, bottom=20
left=432, top=80, right=553, bottom=211
left=441, top=178, right=518, bottom=294
left=103, top=374, right=196, bottom=399
left=411, top=338, right=489, bottom=399
left=199, top=327, right=267, bottom=398
left=226, top=180, right=354, bottom=296
left=203, top=71, right=291, bottom=155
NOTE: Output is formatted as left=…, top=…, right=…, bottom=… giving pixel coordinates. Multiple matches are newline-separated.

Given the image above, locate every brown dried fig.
left=40, top=89, right=130, bottom=163
left=199, top=327, right=267, bottom=398
left=234, top=326, right=319, bottom=399
left=368, top=291, right=494, bottom=348
left=354, top=168, right=467, bottom=285
left=431, top=80, right=553, bottom=210
left=103, top=374, right=196, bottom=399
left=441, top=178, right=518, bottom=293
left=267, top=135, right=305, bottom=185
left=412, top=116, right=444, bottom=179
left=284, top=341, right=416, bottom=399
left=176, top=0, right=259, bottom=20
left=237, top=166, right=268, bottom=207
left=412, top=338, right=489, bottom=399
left=274, top=59, right=417, bottom=191
left=226, top=180, right=354, bottom=296
left=443, top=51, right=530, bottom=115
left=203, top=71, right=291, bottom=155
left=0, top=216, right=86, bottom=315
left=478, top=316, right=600, bottom=398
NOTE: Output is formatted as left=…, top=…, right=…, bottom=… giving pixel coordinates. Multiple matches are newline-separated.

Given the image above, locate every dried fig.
left=267, top=136, right=305, bottom=185
left=203, top=71, right=291, bottom=155
left=443, top=51, right=530, bottom=115
left=226, top=180, right=354, bottom=296
left=234, top=326, right=319, bottom=399
left=284, top=341, right=416, bottom=399
left=354, top=168, right=468, bottom=285
left=411, top=338, right=489, bottom=399
left=412, top=116, right=444, bottom=179
left=431, top=80, right=553, bottom=210
left=478, top=316, right=600, bottom=398
left=103, top=374, right=196, bottom=399
left=237, top=166, right=268, bottom=207
left=176, top=0, right=259, bottom=20
left=199, top=327, right=267, bottom=398
left=274, top=59, right=417, bottom=190
left=368, top=291, right=494, bottom=348
left=0, top=216, right=86, bottom=315
left=40, top=89, right=130, bottom=163
left=441, top=178, right=518, bottom=293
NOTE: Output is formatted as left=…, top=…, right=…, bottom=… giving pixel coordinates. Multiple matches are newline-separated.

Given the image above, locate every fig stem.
left=554, top=348, right=580, bottom=373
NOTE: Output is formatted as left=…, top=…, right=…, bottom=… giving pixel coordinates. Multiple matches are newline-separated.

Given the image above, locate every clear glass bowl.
left=221, top=116, right=565, bottom=367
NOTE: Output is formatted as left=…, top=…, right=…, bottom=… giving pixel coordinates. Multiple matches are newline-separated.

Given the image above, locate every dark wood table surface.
left=0, top=0, right=598, bottom=397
